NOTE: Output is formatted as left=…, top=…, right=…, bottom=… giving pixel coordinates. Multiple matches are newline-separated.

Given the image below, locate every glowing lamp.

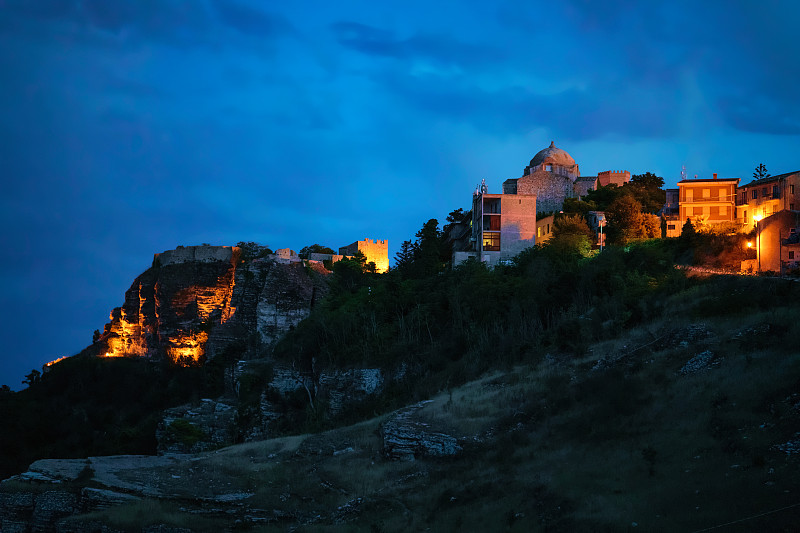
left=747, top=242, right=752, bottom=248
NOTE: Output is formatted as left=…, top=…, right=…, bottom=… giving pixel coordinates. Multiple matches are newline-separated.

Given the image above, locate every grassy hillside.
left=51, top=280, right=800, bottom=531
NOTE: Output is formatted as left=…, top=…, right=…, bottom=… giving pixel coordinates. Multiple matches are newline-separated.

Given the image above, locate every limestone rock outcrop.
left=69, top=245, right=328, bottom=367
left=381, top=402, right=462, bottom=461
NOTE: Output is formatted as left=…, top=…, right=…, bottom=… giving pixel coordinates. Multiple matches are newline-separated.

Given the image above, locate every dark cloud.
left=211, top=0, right=290, bottom=37
left=331, top=21, right=501, bottom=66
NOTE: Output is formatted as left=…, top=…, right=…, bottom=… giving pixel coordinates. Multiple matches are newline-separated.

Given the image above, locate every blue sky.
left=1, top=0, right=799, bottom=388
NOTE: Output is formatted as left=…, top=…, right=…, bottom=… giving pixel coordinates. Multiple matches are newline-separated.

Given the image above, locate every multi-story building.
left=735, top=171, right=800, bottom=227
left=463, top=189, right=538, bottom=266
left=677, top=174, right=739, bottom=229
left=661, top=188, right=681, bottom=237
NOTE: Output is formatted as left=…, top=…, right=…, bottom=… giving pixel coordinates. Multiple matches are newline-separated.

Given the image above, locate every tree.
left=552, top=214, right=593, bottom=240
left=606, top=195, right=644, bottom=244
left=394, top=239, right=416, bottom=270
left=548, top=214, right=593, bottom=256
left=630, top=172, right=665, bottom=190
left=584, top=184, right=627, bottom=212
left=22, top=369, right=41, bottom=387
left=753, top=163, right=770, bottom=181
left=93, top=329, right=101, bottom=343
left=236, top=242, right=272, bottom=259
left=298, top=244, right=336, bottom=259
left=630, top=172, right=666, bottom=213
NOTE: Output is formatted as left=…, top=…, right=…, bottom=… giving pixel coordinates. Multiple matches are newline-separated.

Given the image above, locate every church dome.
left=529, top=141, right=575, bottom=168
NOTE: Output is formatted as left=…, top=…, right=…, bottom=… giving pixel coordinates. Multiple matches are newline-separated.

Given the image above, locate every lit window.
left=483, top=232, right=500, bottom=251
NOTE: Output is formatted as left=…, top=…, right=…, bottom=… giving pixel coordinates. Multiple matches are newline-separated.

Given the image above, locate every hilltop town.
left=2, top=143, right=799, bottom=532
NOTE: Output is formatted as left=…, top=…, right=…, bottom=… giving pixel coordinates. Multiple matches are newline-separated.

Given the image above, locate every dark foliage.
left=0, top=356, right=227, bottom=479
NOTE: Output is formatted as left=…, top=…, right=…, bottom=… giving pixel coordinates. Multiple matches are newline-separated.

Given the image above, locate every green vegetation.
left=0, top=356, right=228, bottom=480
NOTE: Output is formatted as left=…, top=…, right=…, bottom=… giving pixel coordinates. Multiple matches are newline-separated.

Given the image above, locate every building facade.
left=338, top=239, right=389, bottom=273
left=735, top=171, right=800, bottom=227
left=752, top=210, right=800, bottom=274
left=677, top=174, right=739, bottom=229
left=467, top=191, right=538, bottom=266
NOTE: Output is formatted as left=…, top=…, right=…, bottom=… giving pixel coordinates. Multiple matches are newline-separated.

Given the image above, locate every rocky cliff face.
left=81, top=245, right=329, bottom=366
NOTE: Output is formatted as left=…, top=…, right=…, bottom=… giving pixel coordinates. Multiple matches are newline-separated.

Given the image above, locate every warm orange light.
left=753, top=214, right=763, bottom=222
left=747, top=242, right=752, bottom=248
left=45, top=356, right=69, bottom=367
left=166, top=331, right=209, bottom=366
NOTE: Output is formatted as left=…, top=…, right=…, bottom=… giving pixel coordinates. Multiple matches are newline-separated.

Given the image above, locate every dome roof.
left=529, top=141, right=575, bottom=168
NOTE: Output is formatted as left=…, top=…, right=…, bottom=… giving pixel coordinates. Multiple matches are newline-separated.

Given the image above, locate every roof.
left=740, top=170, right=800, bottom=189
left=528, top=141, right=576, bottom=168
left=677, top=178, right=739, bottom=184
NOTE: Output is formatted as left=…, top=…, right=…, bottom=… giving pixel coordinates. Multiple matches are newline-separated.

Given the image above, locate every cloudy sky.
left=1, top=0, right=799, bottom=388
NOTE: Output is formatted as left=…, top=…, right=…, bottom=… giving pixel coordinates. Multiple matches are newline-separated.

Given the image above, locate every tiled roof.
left=740, top=170, right=800, bottom=189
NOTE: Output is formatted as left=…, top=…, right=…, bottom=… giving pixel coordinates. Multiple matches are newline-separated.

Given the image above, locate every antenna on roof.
left=681, top=165, right=687, bottom=181
left=481, top=179, right=488, bottom=194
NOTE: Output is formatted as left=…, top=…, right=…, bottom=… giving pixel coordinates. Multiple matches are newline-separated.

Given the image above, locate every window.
left=719, top=205, right=727, bottom=215
left=482, top=232, right=500, bottom=251
left=667, top=224, right=676, bottom=230
left=791, top=184, right=795, bottom=195
left=744, top=210, right=747, bottom=220
left=703, top=188, right=711, bottom=198
left=752, top=189, right=758, bottom=199
left=773, top=185, right=780, bottom=198
left=790, top=251, right=795, bottom=260
left=791, top=204, right=795, bottom=211
left=741, top=192, right=747, bottom=203
left=703, top=206, right=710, bottom=216
left=763, top=187, right=768, bottom=197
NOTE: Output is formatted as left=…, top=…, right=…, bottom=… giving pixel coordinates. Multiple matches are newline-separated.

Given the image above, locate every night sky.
left=1, top=1, right=799, bottom=389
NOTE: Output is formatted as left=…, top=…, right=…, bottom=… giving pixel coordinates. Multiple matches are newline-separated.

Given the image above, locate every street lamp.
left=753, top=214, right=763, bottom=272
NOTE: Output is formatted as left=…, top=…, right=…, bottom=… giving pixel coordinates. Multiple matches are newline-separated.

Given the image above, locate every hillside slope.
left=4, top=298, right=800, bottom=531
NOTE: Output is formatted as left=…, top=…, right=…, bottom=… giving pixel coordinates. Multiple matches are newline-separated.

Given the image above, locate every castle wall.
left=339, top=239, right=389, bottom=273
left=597, top=170, right=631, bottom=187
left=156, top=246, right=235, bottom=266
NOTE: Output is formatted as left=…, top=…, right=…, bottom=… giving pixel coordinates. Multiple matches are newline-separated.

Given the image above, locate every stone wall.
left=597, top=170, right=630, bottom=187
left=156, top=245, right=235, bottom=266
left=339, top=239, right=389, bottom=273
left=517, top=169, right=574, bottom=213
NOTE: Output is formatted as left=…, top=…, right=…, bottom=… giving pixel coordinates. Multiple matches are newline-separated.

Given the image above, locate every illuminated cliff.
left=85, top=245, right=327, bottom=366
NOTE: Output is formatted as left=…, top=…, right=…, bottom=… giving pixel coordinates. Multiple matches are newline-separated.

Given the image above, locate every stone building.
left=339, top=239, right=389, bottom=273
left=735, top=170, right=800, bottom=227
left=501, top=142, right=630, bottom=212
left=503, top=141, right=580, bottom=213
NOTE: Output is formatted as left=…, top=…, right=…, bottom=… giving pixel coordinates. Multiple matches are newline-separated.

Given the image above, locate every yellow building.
left=735, top=171, right=800, bottom=227
left=677, top=174, right=739, bottom=229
